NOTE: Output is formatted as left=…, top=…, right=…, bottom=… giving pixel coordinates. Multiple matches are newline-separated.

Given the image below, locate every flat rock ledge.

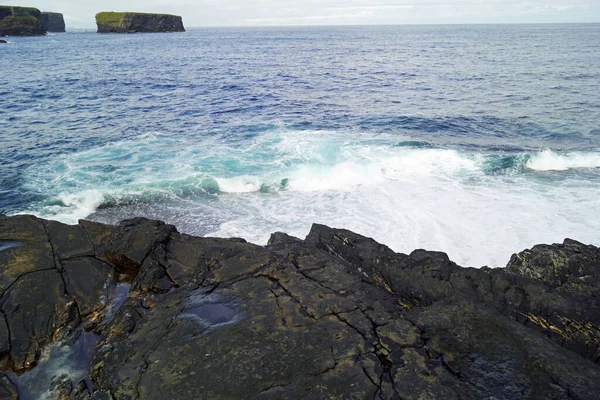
left=0, top=214, right=599, bottom=399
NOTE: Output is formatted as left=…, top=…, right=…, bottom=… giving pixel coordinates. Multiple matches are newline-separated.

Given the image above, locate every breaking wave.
left=9, top=128, right=597, bottom=270
left=525, top=149, right=600, bottom=171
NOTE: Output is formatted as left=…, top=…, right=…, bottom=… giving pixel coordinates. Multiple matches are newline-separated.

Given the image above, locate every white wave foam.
left=379, top=149, right=480, bottom=179
left=526, top=149, right=600, bottom=171
left=287, top=162, right=385, bottom=192
left=38, top=190, right=106, bottom=225
left=215, top=176, right=262, bottom=193
left=215, top=149, right=478, bottom=193
left=17, top=129, right=600, bottom=268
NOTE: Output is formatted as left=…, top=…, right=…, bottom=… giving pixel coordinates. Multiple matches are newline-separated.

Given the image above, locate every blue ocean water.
left=1, top=24, right=599, bottom=267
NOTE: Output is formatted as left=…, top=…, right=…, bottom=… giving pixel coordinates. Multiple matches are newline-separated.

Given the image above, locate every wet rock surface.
left=1, top=215, right=599, bottom=399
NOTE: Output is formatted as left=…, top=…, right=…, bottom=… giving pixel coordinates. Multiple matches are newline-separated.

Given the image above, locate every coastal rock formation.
left=0, top=6, right=46, bottom=36
left=42, top=12, right=65, bottom=32
left=0, top=214, right=599, bottom=399
left=95, top=12, right=185, bottom=34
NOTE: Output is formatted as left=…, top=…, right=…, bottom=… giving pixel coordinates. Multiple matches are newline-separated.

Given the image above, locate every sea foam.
left=526, top=149, right=600, bottom=171
left=16, top=129, right=600, bottom=268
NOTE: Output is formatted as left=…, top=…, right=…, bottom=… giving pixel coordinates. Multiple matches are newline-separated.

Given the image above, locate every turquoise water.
left=1, top=25, right=599, bottom=267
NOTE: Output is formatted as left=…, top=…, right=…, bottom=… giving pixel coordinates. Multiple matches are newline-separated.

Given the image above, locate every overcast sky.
left=10, top=0, right=600, bottom=29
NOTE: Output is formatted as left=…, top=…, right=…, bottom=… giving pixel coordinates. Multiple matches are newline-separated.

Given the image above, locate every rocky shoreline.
left=0, top=214, right=598, bottom=399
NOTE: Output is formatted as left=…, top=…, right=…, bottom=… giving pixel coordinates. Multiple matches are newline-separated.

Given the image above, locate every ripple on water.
left=7, top=282, right=131, bottom=399
left=0, top=241, right=22, bottom=252
left=10, top=329, right=98, bottom=400
left=178, top=291, right=241, bottom=330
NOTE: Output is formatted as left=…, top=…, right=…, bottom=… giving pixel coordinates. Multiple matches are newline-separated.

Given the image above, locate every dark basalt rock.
left=507, top=238, right=600, bottom=294
left=0, top=374, right=17, bottom=399
left=41, top=12, right=65, bottom=32
left=0, top=6, right=46, bottom=36
left=0, top=215, right=599, bottom=399
left=0, top=215, right=115, bottom=371
left=0, top=39, right=6, bottom=43
left=95, top=11, right=185, bottom=34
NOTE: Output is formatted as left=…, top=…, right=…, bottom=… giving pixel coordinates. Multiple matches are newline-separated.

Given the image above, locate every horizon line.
left=66, top=21, right=600, bottom=30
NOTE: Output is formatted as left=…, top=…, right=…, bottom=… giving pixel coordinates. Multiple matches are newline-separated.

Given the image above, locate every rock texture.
left=0, top=6, right=46, bottom=36
left=42, top=12, right=65, bottom=32
left=0, top=215, right=599, bottom=399
left=95, top=11, right=185, bottom=34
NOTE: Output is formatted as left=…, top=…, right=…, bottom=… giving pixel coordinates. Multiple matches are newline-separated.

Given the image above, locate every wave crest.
left=525, top=149, right=600, bottom=171
left=16, top=128, right=600, bottom=229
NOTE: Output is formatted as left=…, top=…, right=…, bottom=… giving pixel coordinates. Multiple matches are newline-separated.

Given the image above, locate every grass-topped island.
left=95, top=11, right=185, bottom=33
left=0, top=5, right=45, bottom=36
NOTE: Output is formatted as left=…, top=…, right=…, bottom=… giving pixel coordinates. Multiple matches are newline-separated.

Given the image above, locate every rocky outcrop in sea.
left=0, top=6, right=46, bottom=36
left=95, top=12, right=185, bottom=34
left=42, top=12, right=65, bottom=33
left=0, top=214, right=598, bottom=399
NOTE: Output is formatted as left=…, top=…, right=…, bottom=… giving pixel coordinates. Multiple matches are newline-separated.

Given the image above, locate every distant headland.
left=1, top=6, right=186, bottom=36
left=42, top=11, right=65, bottom=32
left=0, top=6, right=45, bottom=36
left=95, top=11, right=185, bottom=33
left=0, top=6, right=65, bottom=36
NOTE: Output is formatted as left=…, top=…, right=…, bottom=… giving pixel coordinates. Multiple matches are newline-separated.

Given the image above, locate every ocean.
left=1, top=24, right=599, bottom=268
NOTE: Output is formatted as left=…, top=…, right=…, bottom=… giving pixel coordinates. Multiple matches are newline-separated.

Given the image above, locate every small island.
left=42, top=11, right=65, bottom=32
left=95, top=11, right=185, bottom=33
left=0, top=5, right=46, bottom=36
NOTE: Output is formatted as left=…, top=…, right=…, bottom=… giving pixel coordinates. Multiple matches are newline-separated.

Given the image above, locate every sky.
left=9, top=0, right=600, bottom=29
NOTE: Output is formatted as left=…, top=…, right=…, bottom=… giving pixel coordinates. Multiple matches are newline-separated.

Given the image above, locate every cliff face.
left=1, top=214, right=600, bottom=399
left=95, top=11, right=185, bottom=33
left=0, top=6, right=46, bottom=36
left=41, top=11, right=65, bottom=32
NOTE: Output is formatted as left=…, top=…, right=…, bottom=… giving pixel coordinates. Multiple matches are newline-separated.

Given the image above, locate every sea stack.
left=95, top=11, right=185, bottom=33
left=41, top=12, right=65, bottom=32
left=0, top=6, right=46, bottom=36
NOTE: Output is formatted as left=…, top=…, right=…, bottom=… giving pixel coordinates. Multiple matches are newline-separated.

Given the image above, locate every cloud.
left=62, top=14, right=81, bottom=22
left=6, top=0, right=599, bottom=28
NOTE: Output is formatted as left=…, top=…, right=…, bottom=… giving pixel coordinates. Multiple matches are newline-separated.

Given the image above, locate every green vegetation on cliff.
left=95, top=11, right=185, bottom=33
left=0, top=5, right=38, bottom=15
left=95, top=11, right=123, bottom=28
left=0, top=5, right=46, bottom=36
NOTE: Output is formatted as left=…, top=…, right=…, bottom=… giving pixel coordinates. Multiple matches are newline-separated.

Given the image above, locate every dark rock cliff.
left=0, top=6, right=46, bottom=36
left=42, top=11, right=65, bottom=32
left=95, top=11, right=185, bottom=34
left=0, top=215, right=599, bottom=399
